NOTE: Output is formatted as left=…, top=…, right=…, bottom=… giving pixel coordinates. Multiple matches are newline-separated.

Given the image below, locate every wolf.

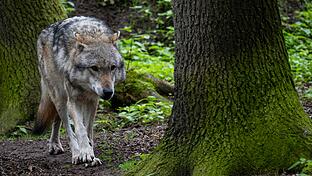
left=33, top=16, right=125, bottom=166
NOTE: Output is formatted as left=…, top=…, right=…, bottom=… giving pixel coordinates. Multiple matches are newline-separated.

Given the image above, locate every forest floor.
left=0, top=123, right=166, bottom=176
left=0, top=103, right=311, bottom=176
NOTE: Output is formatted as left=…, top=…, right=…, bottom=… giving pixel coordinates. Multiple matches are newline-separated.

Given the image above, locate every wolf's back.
left=37, top=16, right=114, bottom=67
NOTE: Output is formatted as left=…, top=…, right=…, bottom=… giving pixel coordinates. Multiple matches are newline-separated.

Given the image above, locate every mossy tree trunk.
left=0, top=1, right=66, bottom=134
left=130, top=0, right=312, bottom=175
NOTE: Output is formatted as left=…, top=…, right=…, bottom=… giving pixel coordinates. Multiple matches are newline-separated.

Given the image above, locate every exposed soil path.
left=0, top=124, right=165, bottom=176
left=0, top=139, right=120, bottom=176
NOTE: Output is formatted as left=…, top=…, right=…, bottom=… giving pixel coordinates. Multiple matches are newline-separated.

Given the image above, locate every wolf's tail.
left=33, top=96, right=58, bottom=135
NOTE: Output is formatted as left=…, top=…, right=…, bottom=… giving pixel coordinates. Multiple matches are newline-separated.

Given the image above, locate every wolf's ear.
left=110, top=31, right=120, bottom=43
left=76, top=43, right=87, bottom=53
left=115, top=61, right=126, bottom=82
left=74, top=32, right=87, bottom=52
left=74, top=32, right=84, bottom=42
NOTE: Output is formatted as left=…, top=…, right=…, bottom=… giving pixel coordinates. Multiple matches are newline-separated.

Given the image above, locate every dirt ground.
left=0, top=139, right=121, bottom=176
left=0, top=124, right=165, bottom=176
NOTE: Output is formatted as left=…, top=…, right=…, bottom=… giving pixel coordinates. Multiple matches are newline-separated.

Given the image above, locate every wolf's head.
left=68, top=31, right=126, bottom=100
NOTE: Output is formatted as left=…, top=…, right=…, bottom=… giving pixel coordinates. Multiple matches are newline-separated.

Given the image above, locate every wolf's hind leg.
left=33, top=79, right=64, bottom=155
left=48, top=115, right=64, bottom=155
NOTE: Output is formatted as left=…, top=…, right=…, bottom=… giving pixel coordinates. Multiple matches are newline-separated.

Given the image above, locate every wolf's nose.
left=101, top=88, right=113, bottom=100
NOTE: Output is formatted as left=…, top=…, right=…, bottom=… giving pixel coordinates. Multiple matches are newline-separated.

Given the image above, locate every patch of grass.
left=119, top=153, right=150, bottom=171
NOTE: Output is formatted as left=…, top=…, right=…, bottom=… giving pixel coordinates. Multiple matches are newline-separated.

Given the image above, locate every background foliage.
left=283, top=3, right=312, bottom=99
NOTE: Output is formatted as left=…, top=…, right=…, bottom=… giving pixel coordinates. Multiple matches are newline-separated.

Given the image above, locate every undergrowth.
left=95, top=96, right=172, bottom=131
left=97, top=0, right=174, bottom=129
left=283, top=3, right=312, bottom=100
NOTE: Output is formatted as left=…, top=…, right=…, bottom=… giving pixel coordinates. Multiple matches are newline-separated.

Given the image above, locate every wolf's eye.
left=76, top=64, right=85, bottom=70
left=111, top=65, right=116, bottom=71
left=91, top=66, right=99, bottom=71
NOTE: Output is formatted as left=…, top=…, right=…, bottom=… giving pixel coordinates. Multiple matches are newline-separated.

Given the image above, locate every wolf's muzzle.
left=100, top=88, right=113, bottom=100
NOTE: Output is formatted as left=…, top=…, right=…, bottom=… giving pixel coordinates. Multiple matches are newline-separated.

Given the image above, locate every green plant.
left=119, top=153, right=150, bottom=171
left=118, top=30, right=174, bottom=82
left=282, top=3, right=312, bottom=100
left=119, top=159, right=138, bottom=171
left=2, top=125, right=50, bottom=140
left=115, top=0, right=175, bottom=84
left=117, top=96, right=172, bottom=126
left=94, top=112, right=122, bottom=131
left=60, top=0, right=75, bottom=14
left=95, top=96, right=172, bottom=131
left=283, top=4, right=312, bottom=83
left=288, top=158, right=312, bottom=175
left=303, top=88, right=312, bottom=99
left=10, top=125, right=28, bottom=137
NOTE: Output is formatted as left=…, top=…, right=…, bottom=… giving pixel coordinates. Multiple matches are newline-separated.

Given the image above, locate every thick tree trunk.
left=0, top=1, right=66, bottom=134
left=129, top=0, right=312, bottom=175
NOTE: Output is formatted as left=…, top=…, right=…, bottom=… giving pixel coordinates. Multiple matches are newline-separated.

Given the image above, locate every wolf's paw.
left=72, top=148, right=101, bottom=166
left=84, top=157, right=102, bottom=167
left=72, top=154, right=80, bottom=165
left=48, top=142, right=64, bottom=155
left=79, top=147, right=94, bottom=163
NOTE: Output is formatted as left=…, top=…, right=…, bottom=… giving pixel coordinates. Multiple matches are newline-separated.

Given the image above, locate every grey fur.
left=35, top=16, right=125, bottom=166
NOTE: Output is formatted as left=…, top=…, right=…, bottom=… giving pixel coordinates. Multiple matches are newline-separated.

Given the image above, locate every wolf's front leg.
left=54, top=101, right=80, bottom=163
left=85, top=99, right=99, bottom=148
left=67, top=98, right=101, bottom=166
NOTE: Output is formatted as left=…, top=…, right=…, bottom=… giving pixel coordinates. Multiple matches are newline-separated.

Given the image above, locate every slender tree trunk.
left=129, top=0, right=312, bottom=175
left=0, top=1, right=66, bottom=134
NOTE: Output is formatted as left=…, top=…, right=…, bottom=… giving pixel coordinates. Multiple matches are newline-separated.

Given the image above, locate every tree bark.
left=0, top=1, right=66, bottom=134
left=129, top=0, right=312, bottom=175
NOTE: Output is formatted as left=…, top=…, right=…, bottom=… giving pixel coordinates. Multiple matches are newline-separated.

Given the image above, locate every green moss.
left=126, top=144, right=189, bottom=176
left=0, top=109, right=22, bottom=134
left=124, top=70, right=156, bottom=96
left=127, top=81, right=312, bottom=176
left=114, top=69, right=164, bottom=106
left=0, top=1, right=67, bottom=134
